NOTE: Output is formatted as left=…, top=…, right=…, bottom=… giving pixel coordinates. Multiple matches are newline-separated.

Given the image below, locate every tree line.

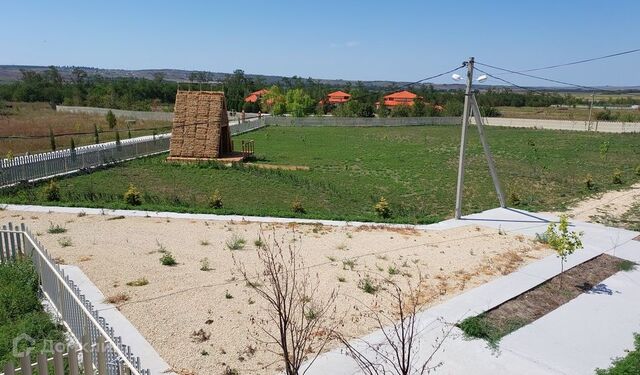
left=1, top=66, right=638, bottom=116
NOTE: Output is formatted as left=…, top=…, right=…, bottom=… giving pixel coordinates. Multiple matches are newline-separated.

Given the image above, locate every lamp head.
left=451, top=74, right=463, bottom=81
left=476, top=75, right=488, bottom=83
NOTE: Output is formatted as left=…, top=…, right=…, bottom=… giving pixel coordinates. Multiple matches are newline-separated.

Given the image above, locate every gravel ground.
left=0, top=210, right=551, bottom=375
left=547, top=182, right=640, bottom=222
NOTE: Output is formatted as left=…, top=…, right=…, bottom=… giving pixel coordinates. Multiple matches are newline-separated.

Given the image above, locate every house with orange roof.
left=244, top=89, right=269, bottom=103
left=325, top=90, right=351, bottom=104
left=381, top=90, right=422, bottom=107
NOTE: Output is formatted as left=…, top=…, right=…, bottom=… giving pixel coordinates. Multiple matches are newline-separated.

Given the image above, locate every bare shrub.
left=235, top=230, right=336, bottom=375
left=105, top=292, right=130, bottom=305
left=335, top=275, right=454, bottom=375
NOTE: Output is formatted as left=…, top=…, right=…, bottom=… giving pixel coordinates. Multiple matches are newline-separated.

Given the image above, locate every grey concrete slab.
left=61, top=266, right=175, bottom=375
left=500, top=268, right=640, bottom=374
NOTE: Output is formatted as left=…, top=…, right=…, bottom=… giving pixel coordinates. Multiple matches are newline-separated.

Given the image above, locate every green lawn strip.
left=456, top=314, right=526, bottom=348
left=0, top=259, right=65, bottom=365
left=457, top=255, right=634, bottom=348
left=596, top=333, right=640, bottom=375
left=1, top=125, right=639, bottom=224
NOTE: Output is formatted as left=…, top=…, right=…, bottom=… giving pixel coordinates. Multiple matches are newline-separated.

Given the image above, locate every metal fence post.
left=3, top=361, right=16, bottom=375
left=82, top=321, right=94, bottom=374
left=67, top=345, right=80, bottom=375
left=36, top=353, right=48, bottom=375
left=19, top=353, right=32, bottom=375
left=53, top=344, right=65, bottom=375
left=97, top=336, right=107, bottom=375
left=56, top=277, right=65, bottom=318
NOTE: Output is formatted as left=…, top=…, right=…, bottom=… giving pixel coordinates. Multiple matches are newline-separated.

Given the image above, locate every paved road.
left=483, top=116, right=640, bottom=133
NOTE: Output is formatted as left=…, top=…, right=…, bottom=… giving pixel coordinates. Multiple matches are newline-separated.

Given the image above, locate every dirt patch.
left=459, top=254, right=634, bottom=345
left=549, top=182, right=640, bottom=225
left=244, top=162, right=310, bottom=171
left=355, top=225, right=420, bottom=236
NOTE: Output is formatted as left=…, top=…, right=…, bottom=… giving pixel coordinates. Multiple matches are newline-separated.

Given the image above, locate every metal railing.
left=0, top=119, right=267, bottom=188
left=240, top=140, right=255, bottom=156
left=0, top=135, right=171, bottom=187
left=0, top=223, right=151, bottom=375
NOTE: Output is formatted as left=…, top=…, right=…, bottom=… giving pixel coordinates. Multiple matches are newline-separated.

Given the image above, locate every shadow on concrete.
left=583, top=283, right=619, bottom=295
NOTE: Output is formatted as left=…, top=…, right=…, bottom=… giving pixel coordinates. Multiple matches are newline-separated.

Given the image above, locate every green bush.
left=389, top=105, right=412, bottom=118
left=291, top=198, right=305, bottom=214
left=43, top=180, right=61, bottom=201
left=159, top=252, right=177, bottom=266
left=509, top=191, right=521, bottom=206
left=444, top=100, right=464, bottom=116
left=226, top=234, right=246, bottom=250
left=106, top=110, right=117, bottom=129
left=208, top=190, right=223, bottom=209
left=124, top=184, right=142, bottom=206
left=47, top=223, right=67, bottom=234
left=596, top=108, right=617, bottom=121
left=0, top=260, right=64, bottom=363
left=584, top=174, right=595, bottom=190
left=596, top=333, right=640, bottom=375
left=358, top=277, right=378, bottom=294
left=635, top=165, right=640, bottom=176
left=374, top=196, right=391, bottom=218
left=0, top=261, right=40, bottom=324
left=480, top=106, right=502, bottom=117
left=457, top=315, right=501, bottom=346
left=612, top=169, right=623, bottom=185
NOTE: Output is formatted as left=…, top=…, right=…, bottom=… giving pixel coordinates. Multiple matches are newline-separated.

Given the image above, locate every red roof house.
left=382, top=90, right=421, bottom=107
left=244, top=89, right=269, bottom=103
left=326, top=90, right=351, bottom=104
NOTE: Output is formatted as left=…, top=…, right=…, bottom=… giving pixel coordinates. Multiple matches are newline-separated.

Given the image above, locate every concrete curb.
left=60, top=265, right=175, bottom=375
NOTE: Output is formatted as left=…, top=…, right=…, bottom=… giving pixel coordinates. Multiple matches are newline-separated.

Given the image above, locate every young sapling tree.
left=545, top=214, right=583, bottom=288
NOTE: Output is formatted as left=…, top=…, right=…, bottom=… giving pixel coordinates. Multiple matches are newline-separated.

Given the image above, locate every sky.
left=1, top=0, right=639, bottom=87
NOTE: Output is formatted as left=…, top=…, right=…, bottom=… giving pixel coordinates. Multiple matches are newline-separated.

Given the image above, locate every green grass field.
left=2, top=125, right=639, bottom=223
left=0, top=260, right=64, bottom=365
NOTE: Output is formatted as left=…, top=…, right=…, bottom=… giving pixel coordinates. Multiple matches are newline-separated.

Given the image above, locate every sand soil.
left=547, top=182, right=640, bottom=225
left=0, top=210, right=551, bottom=375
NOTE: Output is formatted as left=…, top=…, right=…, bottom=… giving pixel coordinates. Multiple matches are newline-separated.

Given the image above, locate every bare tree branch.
left=235, top=228, right=337, bottom=375
left=335, top=273, right=454, bottom=375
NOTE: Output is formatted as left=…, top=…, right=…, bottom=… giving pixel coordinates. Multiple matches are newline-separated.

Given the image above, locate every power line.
left=348, top=64, right=466, bottom=102
left=475, top=61, right=622, bottom=92
left=474, top=67, right=547, bottom=94
left=503, top=48, right=640, bottom=74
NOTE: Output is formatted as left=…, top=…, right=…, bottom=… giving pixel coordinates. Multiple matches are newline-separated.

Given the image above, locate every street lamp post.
left=454, top=57, right=475, bottom=219
left=453, top=57, right=506, bottom=219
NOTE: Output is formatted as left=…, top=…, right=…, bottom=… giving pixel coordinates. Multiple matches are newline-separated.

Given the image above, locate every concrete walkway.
left=61, top=266, right=175, bottom=375
left=306, top=208, right=640, bottom=375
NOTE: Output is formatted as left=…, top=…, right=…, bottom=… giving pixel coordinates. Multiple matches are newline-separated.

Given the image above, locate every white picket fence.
left=0, top=223, right=151, bottom=375
left=3, top=340, right=110, bottom=375
left=0, top=119, right=267, bottom=188
left=0, top=136, right=171, bottom=187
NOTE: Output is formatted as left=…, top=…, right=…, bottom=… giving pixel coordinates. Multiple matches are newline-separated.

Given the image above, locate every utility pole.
left=587, top=92, right=595, bottom=131
left=454, top=57, right=474, bottom=219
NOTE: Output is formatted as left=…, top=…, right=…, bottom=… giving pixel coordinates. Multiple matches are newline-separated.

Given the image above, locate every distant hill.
left=1, top=65, right=639, bottom=93
left=0, top=65, right=433, bottom=89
